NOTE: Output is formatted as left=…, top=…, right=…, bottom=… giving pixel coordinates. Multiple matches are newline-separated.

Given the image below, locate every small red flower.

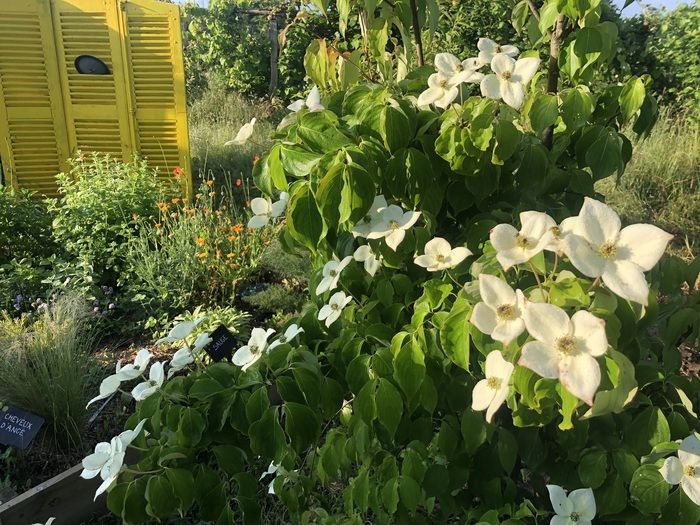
left=235, top=178, right=242, bottom=187
left=173, top=166, right=183, bottom=178
left=253, top=155, right=261, bottom=165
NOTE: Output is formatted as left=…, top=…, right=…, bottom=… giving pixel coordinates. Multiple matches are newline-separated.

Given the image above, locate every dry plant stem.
left=525, top=0, right=541, bottom=21
left=529, top=261, right=544, bottom=293
left=409, top=0, right=425, bottom=66
left=542, top=15, right=567, bottom=149
left=587, top=276, right=602, bottom=293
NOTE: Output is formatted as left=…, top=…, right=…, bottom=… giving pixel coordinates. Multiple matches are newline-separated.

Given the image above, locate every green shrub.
left=597, top=110, right=700, bottom=255
left=48, top=153, right=175, bottom=282
left=0, top=187, right=56, bottom=264
left=0, top=295, right=98, bottom=452
left=124, top=179, right=272, bottom=319
left=156, top=304, right=252, bottom=344
left=256, top=238, right=310, bottom=284
left=242, top=283, right=306, bottom=315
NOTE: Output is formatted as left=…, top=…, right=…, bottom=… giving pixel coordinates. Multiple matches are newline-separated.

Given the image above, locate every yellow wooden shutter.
left=51, top=0, right=135, bottom=161
left=121, top=0, right=192, bottom=197
left=0, top=0, right=70, bottom=195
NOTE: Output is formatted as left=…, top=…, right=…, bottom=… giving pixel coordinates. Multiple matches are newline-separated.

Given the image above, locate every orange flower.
left=197, top=251, right=207, bottom=258
left=206, top=179, right=214, bottom=187
left=235, top=178, right=242, bottom=187
left=196, top=237, right=206, bottom=246
left=173, top=166, right=183, bottom=178
left=253, top=155, right=261, bottom=165
left=171, top=197, right=181, bottom=205
left=157, top=202, right=169, bottom=212
left=227, top=234, right=236, bottom=241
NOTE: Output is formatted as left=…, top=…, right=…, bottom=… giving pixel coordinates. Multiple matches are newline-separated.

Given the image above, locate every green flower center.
left=556, top=336, right=577, bottom=356
left=388, top=220, right=400, bottom=230
left=456, top=63, right=464, bottom=72
left=496, top=304, right=516, bottom=321
left=440, top=79, right=449, bottom=88
left=685, top=465, right=696, bottom=477
left=599, top=242, right=618, bottom=259
left=436, top=254, right=446, bottom=262
left=487, top=377, right=502, bottom=390
left=329, top=269, right=337, bottom=277
left=550, top=226, right=561, bottom=238
left=516, top=235, right=530, bottom=248
left=250, top=344, right=260, bottom=355
left=148, top=380, right=157, bottom=387
left=363, top=215, right=372, bottom=224
left=331, top=303, right=340, bottom=311
left=501, top=71, right=512, bottom=80
left=570, top=512, right=579, bottom=522
left=495, top=45, right=502, bottom=53
left=279, top=336, right=287, bottom=343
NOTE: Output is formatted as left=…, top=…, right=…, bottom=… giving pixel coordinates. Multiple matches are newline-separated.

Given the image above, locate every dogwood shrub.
left=91, top=1, right=699, bottom=524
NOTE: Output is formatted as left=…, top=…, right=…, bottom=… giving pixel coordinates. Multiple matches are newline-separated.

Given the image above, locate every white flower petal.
left=471, top=379, right=495, bottom=412
left=131, top=382, right=157, bottom=401
left=287, top=99, right=305, bottom=112
left=470, top=302, right=498, bottom=336
left=500, top=45, right=520, bottom=57
left=478, top=273, right=516, bottom=309
left=435, top=53, right=461, bottom=75
left=417, top=87, right=444, bottom=107
left=660, top=456, right=684, bottom=485
left=480, top=74, right=502, bottom=100
left=519, top=341, right=560, bottom=379
left=478, top=37, right=497, bottom=53
left=578, top=197, right=621, bottom=246
left=434, top=87, right=459, bottom=109
left=678, top=434, right=700, bottom=466
left=563, top=234, right=606, bottom=278
left=512, top=57, right=540, bottom=84
left=617, top=224, right=673, bottom=271
left=385, top=229, right=406, bottom=251
left=250, top=197, right=272, bottom=216
left=501, top=80, right=525, bottom=109
left=486, top=380, right=510, bottom=423
left=449, top=246, right=471, bottom=266
left=491, top=318, right=525, bottom=346
left=560, top=353, right=601, bottom=405
left=680, top=475, right=700, bottom=507
left=490, top=224, right=518, bottom=252
left=571, top=311, right=607, bottom=357
left=523, top=302, right=570, bottom=346
left=232, top=346, right=254, bottom=367
left=491, top=54, right=515, bottom=76
left=318, top=305, right=332, bottom=321
left=485, top=350, right=513, bottom=378
left=602, top=260, right=650, bottom=305
left=547, top=484, right=573, bottom=516
left=569, top=488, right=596, bottom=520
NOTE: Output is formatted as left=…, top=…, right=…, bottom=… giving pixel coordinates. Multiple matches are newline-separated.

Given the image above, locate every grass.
left=0, top=295, right=99, bottom=452
left=189, top=80, right=279, bottom=189
left=596, top=109, right=700, bottom=258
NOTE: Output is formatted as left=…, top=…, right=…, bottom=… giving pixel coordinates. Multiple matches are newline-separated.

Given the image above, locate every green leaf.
left=340, top=164, right=375, bottom=224
left=287, top=184, right=327, bottom=251
left=595, top=473, right=627, bottom=516
left=355, top=378, right=377, bottom=425
left=123, top=480, right=149, bottom=524
left=561, top=87, right=593, bottom=130
left=177, top=408, right=206, bottom=447
left=440, top=296, right=472, bottom=370
left=146, top=475, right=177, bottom=519
left=497, top=428, right=518, bottom=475
left=381, top=105, right=411, bottom=152
left=297, top=112, right=353, bottom=153
left=213, top=445, right=247, bottom=476
left=492, top=120, right=521, bottom=165
left=529, top=93, right=559, bottom=136
left=280, top=145, right=322, bottom=178
left=461, top=410, right=487, bottom=453
left=582, top=349, right=637, bottom=418
left=398, top=475, right=422, bottom=515
left=165, top=468, right=195, bottom=514
left=618, top=76, right=646, bottom=123
left=249, top=407, right=286, bottom=462
left=381, top=477, right=400, bottom=514
left=627, top=407, right=671, bottom=457
left=284, top=402, right=321, bottom=454
left=245, top=386, right=270, bottom=424
left=393, top=338, right=426, bottom=402
left=376, top=378, right=403, bottom=439
left=660, top=488, right=700, bottom=525
left=351, top=466, right=370, bottom=513
left=629, top=465, right=670, bottom=514
left=585, top=128, right=623, bottom=181
left=577, top=449, right=608, bottom=489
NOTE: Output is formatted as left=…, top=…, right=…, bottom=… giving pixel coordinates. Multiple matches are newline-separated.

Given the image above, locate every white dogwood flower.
left=86, top=373, right=122, bottom=408
left=268, top=324, right=304, bottom=350
left=318, top=291, right=353, bottom=327
left=81, top=420, right=146, bottom=499
left=417, top=72, right=460, bottom=109
left=547, top=485, right=596, bottom=525
left=352, top=195, right=388, bottom=238
left=480, top=54, right=540, bottom=109
left=660, top=433, right=700, bottom=506
left=233, top=328, right=275, bottom=371
left=167, top=332, right=212, bottom=378
left=115, top=348, right=152, bottom=381
left=248, top=192, right=289, bottom=229
left=225, top=117, right=256, bottom=146
left=366, top=205, right=421, bottom=251
left=288, top=86, right=324, bottom=112
left=471, top=350, right=514, bottom=423
left=316, top=256, right=353, bottom=295
left=477, top=37, right=519, bottom=66
left=542, top=217, right=579, bottom=254
left=470, top=274, right=526, bottom=345
left=131, top=362, right=165, bottom=401
left=353, top=245, right=382, bottom=276
left=519, top=303, right=607, bottom=405
left=490, top=211, right=556, bottom=269
left=562, top=197, right=673, bottom=306
left=156, top=317, right=206, bottom=345
left=414, top=237, right=472, bottom=271
left=434, top=53, right=483, bottom=85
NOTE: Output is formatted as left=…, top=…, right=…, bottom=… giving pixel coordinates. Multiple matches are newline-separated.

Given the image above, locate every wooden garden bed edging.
left=0, top=462, right=106, bottom=525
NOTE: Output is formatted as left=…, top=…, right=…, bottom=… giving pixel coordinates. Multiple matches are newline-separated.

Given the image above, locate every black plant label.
left=0, top=404, right=44, bottom=449
left=205, top=325, right=237, bottom=362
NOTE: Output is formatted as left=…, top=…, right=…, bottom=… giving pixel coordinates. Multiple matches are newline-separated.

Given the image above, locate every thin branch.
left=525, top=0, right=541, bottom=22
left=409, top=0, right=425, bottom=67
left=541, top=14, right=566, bottom=149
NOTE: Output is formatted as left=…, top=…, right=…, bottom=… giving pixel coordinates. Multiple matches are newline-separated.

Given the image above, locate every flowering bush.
left=91, top=1, right=699, bottom=524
